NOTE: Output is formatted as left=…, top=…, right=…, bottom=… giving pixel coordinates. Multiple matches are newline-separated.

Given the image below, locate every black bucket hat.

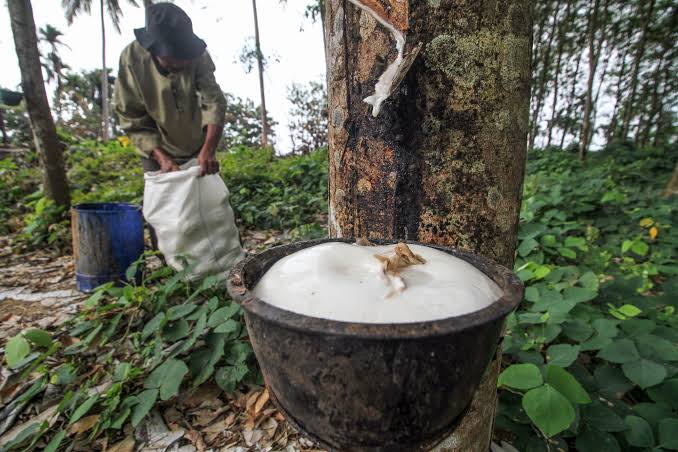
left=134, top=3, right=206, bottom=60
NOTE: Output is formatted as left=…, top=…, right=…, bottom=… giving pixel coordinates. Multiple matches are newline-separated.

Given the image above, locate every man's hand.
left=152, top=148, right=179, bottom=173
left=198, top=147, right=219, bottom=176
left=198, top=124, right=224, bottom=177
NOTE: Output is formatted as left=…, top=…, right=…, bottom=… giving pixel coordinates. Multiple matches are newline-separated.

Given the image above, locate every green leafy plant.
left=0, top=255, right=257, bottom=451
left=497, top=144, right=678, bottom=451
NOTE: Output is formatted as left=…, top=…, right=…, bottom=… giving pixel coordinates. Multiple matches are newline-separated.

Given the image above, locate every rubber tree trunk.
left=252, top=0, right=269, bottom=148
left=579, top=0, right=601, bottom=160
left=0, top=108, right=7, bottom=145
left=100, top=0, right=110, bottom=142
left=7, top=0, right=70, bottom=207
left=325, top=0, right=532, bottom=449
left=619, top=0, right=655, bottom=141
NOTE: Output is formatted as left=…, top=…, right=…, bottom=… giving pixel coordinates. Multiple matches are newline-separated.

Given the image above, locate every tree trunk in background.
left=252, top=0, right=269, bottom=148
left=529, top=0, right=560, bottom=150
left=605, top=36, right=629, bottom=144
left=7, top=0, right=70, bottom=207
left=326, top=0, right=532, bottom=449
left=665, top=162, right=678, bottom=197
left=619, top=0, right=655, bottom=141
left=559, top=50, right=582, bottom=149
left=100, top=0, right=110, bottom=141
left=0, top=108, right=7, bottom=145
left=546, top=0, right=571, bottom=148
left=579, top=0, right=601, bottom=159
left=527, top=1, right=549, bottom=150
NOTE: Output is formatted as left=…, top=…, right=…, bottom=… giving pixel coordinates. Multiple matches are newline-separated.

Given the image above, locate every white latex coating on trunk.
left=253, top=243, right=502, bottom=323
left=347, top=0, right=406, bottom=117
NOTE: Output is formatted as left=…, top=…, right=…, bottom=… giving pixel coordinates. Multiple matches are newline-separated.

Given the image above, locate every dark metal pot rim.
left=227, top=238, right=524, bottom=340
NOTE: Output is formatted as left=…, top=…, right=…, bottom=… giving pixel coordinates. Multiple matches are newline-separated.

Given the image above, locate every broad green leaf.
left=215, top=364, right=249, bottom=392
left=633, top=403, right=674, bottom=427
left=167, top=303, right=197, bottom=321
left=208, top=304, right=241, bottom=328
left=581, top=401, right=627, bottom=432
left=131, top=389, right=158, bottom=427
left=658, top=418, right=678, bottom=450
left=617, top=304, right=642, bottom=317
left=564, top=236, right=588, bottom=251
left=522, top=384, right=575, bottom=437
left=83, top=290, right=105, bottom=310
left=498, top=364, right=543, bottom=390
left=52, top=364, right=77, bottom=385
left=43, top=429, right=66, bottom=452
left=214, top=319, right=240, bottom=334
left=518, top=238, right=539, bottom=257
left=225, top=341, right=253, bottom=365
left=563, top=320, right=594, bottom=342
left=142, top=313, right=166, bottom=340
left=558, top=247, right=576, bottom=259
left=597, top=339, right=640, bottom=363
left=23, top=329, right=53, bottom=348
left=563, top=287, right=597, bottom=303
left=592, top=319, right=620, bottom=338
left=114, top=362, right=133, bottom=382
left=163, top=319, right=190, bottom=342
left=622, top=239, right=634, bottom=253
left=69, top=395, right=99, bottom=424
left=621, top=319, right=656, bottom=337
left=624, top=415, right=655, bottom=448
left=635, top=334, right=678, bottom=362
left=525, top=286, right=539, bottom=302
left=575, top=429, right=620, bottom=452
left=647, top=379, right=678, bottom=409
left=533, top=265, right=551, bottom=279
left=145, top=358, right=189, bottom=400
left=541, top=234, right=557, bottom=247
left=594, top=366, right=634, bottom=398
left=545, top=365, right=591, bottom=404
left=580, top=333, right=613, bottom=351
left=546, top=344, right=580, bottom=368
left=631, top=240, right=649, bottom=256
left=578, top=271, right=599, bottom=290
left=519, top=223, right=546, bottom=239
left=622, top=359, right=667, bottom=389
left=5, top=335, right=30, bottom=368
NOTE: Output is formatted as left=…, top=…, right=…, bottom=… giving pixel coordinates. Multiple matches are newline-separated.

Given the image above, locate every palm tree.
left=61, top=0, right=139, bottom=141
left=39, top=25, right=70, bottom=120
left=7, top=0, right=70, bottom=207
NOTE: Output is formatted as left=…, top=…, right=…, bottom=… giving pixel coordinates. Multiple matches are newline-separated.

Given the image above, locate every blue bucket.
left=71, top=203, right=145, bottom=293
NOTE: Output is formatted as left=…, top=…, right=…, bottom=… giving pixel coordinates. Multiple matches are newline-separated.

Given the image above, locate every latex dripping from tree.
left=374, top=242, right=426, bottom=298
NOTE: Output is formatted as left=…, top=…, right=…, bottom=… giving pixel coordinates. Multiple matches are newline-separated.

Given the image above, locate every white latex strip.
left=347, top=0, right=406, bottom=117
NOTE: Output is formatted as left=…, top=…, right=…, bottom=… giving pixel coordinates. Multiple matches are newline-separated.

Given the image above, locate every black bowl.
left=227, top=239, right=523, bottom=452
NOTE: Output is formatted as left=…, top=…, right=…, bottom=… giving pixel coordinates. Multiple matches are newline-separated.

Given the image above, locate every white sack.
left=143, top=160, right=244, bottom=282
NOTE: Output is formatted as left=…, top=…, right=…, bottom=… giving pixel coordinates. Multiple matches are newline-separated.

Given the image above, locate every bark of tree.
left=546, top=0, right=572, bottom=147
left=252, top=0, right=269, bottom=148
left=605, top=34, right=629, bottom=144
left=665, top=161, right=678, bottom=197
left=559, top=50, right=582, bottom=149
left=100, top=0, right=110, bottom=141
left=326, top=0, right=532, bottom=449
left=0, top=108, right=7, bottom=145
left=579, top=0, right=601, bottom=160
left=7, top=0, right=70, bottom=207
left=619, top=0, right=655, bottom=141
left=529, top=0, right=560, bottom=150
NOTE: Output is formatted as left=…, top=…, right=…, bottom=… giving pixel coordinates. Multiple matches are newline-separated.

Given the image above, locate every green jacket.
left=114, top=41, right=226, bottom=159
